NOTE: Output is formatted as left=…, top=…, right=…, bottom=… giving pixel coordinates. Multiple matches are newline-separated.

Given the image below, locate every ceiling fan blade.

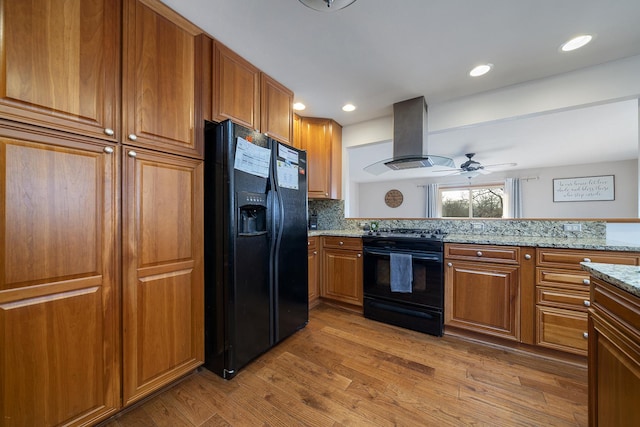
left=432, top=168, right=462, bottom=174
left=483, top=162, right=517, bottom=169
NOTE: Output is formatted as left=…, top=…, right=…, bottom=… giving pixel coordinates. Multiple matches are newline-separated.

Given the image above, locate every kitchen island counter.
left=581, top=262, right=640, bottom=298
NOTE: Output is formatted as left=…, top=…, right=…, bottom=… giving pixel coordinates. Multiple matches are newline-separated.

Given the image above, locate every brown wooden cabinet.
left=535, top=248, right=640, bottom=356
left=308, top=237, right=320, bottom=309
left=297, top=117, right=342, bottom=199
left=212, top=41, right=293, bottom=145
left=260, top=73, right=293, bottom=144
left=0, top=0, right=121, bottom=142
left=0, top=123, right=120, bottom=426
left=321, top=237, right=363, bottom=307
left=122, top=0, right=204, bottom=158
left=445, top=244, right=522, bottom=341
left=121, top=147, right=204, bottom=406
left=212, top=40, right=260, bottom=131
left=588, top=276, right=640, bottom=426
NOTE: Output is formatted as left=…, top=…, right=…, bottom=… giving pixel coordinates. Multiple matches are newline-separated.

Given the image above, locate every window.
left=439, top=184, right=505, bottom=218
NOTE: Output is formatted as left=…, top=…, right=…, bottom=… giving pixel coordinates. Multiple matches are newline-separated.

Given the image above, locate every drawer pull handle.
left=447, top=262, right=453, bottom=267
left=339, top=241, right=344, bottom=245
left=583, top=257, right=591, bottom=262
left=357, top=253, right=361, bottom=258
left=476, top=251, right=483, bottom=257
left=583, top=279, right=590, bottom=285
left=103, top=146, right=114, bottom=154
left=313, top=251, right=317, bottom=255
left=128, top=133, right=138, bottom=141
left=524, top=254, right=532, bottom=260
left=583, top=300, right=591, bottom=307
left=583, top=332, right=589, bottom=339
left=128, top=150, right=137, bottom=158
left=104, top=128, right=114, bottom=136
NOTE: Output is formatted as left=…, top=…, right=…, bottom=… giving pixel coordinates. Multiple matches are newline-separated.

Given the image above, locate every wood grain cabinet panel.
left=122, top=147, right=204, bottom=406
left=212, top=41, right=261, bottom=130
left=0, top=0, right=120, bottom=141
left=298, top=117, right=342, bottom=199
left=445, top=259, right=520, bottom=341
left=589, top=277, right=640, bottom=426
left=308, top=237, right=320, bottom=309
left=532, top=248, right=636, bottom=357
left=122, top=0, right=203, bottom=158
left=0, top=129, right=119, bottom=426
left=321, top=237, right=363, bottom=307
left=260, top=73, right=293, bottom=144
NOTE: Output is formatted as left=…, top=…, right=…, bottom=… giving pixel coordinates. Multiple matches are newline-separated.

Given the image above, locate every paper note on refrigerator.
left=276, top=160, right=299, bottom=189
left=234, top=137, right=271, bottom=178
left=276, top=143, right=299, bottom=190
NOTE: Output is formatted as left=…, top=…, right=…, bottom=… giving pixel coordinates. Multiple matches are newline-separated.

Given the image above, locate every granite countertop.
left=308, top=230, right=640, bottom=252
left=581, top=262, right=640, bottom=298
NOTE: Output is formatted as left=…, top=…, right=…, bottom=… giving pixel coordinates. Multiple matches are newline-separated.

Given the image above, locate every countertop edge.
left=581, top=262, right=640, bottom=298
left=308, top=230, right=640, bottom=252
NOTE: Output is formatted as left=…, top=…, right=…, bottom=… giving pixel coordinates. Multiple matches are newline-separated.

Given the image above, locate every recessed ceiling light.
left=469, top=64, right=493, bottom=77
left=560, top=34, right=593, bottom=52
left=293, top=102, right=306, bottom=111
left=342, top=103, right=356, bottom=112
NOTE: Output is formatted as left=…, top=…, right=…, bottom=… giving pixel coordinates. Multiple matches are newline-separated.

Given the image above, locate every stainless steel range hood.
left=365, top=96, right=454, bottom=175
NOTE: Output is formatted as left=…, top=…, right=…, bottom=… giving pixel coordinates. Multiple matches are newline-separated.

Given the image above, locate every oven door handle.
left=364, top=248, right=441, bottom=262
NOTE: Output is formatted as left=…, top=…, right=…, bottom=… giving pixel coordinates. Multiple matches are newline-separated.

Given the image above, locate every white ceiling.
left=160, top=0, right=640, bottom=182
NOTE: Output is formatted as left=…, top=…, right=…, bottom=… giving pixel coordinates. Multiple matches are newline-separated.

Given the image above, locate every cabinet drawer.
left=308, top=237, right=318, bottom=251
left=536, top=248, right=639, bottom=270
left=536, top=267, right=591, bottom=290
left=537, top=286, right=590, bottom=311
left=445, top=244, right=519, bottom=264
left=536, top=306, right=588, bottom=355
left=322, top=236, right=362, bottom=251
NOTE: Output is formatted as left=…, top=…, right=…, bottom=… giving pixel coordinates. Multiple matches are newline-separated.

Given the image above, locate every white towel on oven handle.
left=390, top=252, right=412, bottom=293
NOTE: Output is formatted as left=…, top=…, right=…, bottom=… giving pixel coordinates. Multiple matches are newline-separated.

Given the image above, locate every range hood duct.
left=364, top=96, right=454, bottom=175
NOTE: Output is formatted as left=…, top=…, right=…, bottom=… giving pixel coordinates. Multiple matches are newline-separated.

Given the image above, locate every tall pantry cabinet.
left=0, top=0, right=204, bottom=424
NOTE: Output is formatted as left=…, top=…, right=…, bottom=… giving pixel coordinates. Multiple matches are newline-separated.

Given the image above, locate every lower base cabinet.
left=308, top=237, right=320, bottom=308
left=589, top=276, right=640, bottom=426
left=320, top=236, right=363, bottom=308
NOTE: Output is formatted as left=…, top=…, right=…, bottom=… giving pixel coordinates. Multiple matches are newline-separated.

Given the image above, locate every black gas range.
left=362, top=228, right=446, bottom=336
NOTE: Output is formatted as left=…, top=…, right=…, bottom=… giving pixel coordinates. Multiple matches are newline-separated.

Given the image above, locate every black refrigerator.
left=203, top=120, right=309, bottom=379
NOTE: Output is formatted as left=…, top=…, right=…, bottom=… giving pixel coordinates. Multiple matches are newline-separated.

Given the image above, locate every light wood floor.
left=102, top=304, right=588, bottom=426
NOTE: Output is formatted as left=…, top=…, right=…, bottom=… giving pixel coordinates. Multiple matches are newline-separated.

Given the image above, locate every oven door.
left=363, top=247, right=443, bottom=310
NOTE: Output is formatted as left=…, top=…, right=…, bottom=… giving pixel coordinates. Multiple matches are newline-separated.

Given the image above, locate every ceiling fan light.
left=298, top=0, right=357, bottom=12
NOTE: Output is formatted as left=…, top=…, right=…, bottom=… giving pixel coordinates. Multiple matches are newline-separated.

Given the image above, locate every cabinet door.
left=536, top=306, right=588, bottom=355
left=261, top=73, right=293, bottom=145
left=308, top=238, right=320, bottom=308
left=445, top=260, right=520, bottom=341
left=301, top=118, right=332, bottom=199
left=212, top=41, right=260, bottom=130
left=122, top=147, right=204, bottom=406
left=0, top=129, right=119, bottom=426
left=122, top=0, right=203, bottom=158
left=0, top=0, right=120, bottom=141
left=321, top=248, right=363, bottom=307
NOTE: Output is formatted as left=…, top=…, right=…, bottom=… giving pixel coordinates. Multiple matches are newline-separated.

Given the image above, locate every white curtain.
left=504, top=178, right=523, bottom=218
left=425, top=183, right=439, bottom=218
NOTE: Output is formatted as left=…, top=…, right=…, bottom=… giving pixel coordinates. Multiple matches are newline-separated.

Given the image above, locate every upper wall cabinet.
left=260, top=73, right=293, bottom=145
left=123, top=0, right=204, bottom=159
left=212, top=41, right=261, bottom=131
left=212, top=41, right=293, bottom=145
left=297, top=117, right=342, bottom=199
left=0, top=0, right=121, bottom=142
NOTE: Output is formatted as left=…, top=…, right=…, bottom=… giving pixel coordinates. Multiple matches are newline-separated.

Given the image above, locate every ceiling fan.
left=434, top=153, right=517, bottom=176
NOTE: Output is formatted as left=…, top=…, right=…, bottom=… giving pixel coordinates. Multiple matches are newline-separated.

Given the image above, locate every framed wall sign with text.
left=553, top=175, right=615, bottom=202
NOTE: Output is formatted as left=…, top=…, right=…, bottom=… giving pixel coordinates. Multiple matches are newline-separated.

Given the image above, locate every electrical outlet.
left=563, top=223, right=582, bottom=232
left=471, top=223, right=485, bottom=231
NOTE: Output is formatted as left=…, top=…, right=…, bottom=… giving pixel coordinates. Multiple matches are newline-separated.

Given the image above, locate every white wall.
left=356, top=159, right=637, bottom=218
